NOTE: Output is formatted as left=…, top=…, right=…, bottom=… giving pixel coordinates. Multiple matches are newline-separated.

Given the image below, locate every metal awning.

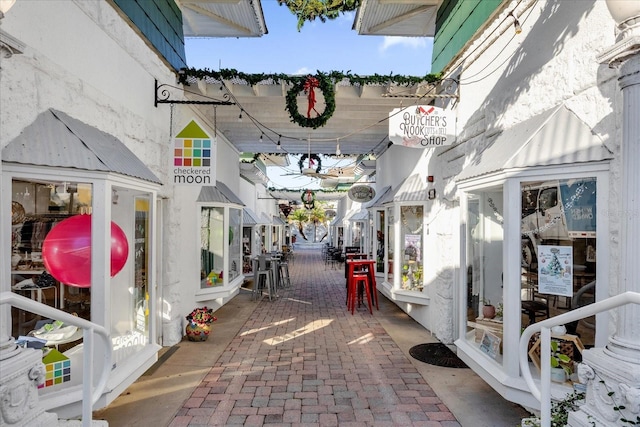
left=330, top=213, right=344, bottom=226
left=272, top=216, right=285, bottom=226
left=243, top=207, right=261, bottom=226
left=366, top=186, right=392, bottom=208
left=348, top=210, right=369, bottom=222
left=197, top=182, right=244, bottom=205
left=260, top=213, right=272, bottom=224
left=385, top=174, right=429, bottom=203
left=2, top=108, right=161, bottom=184
left=456, top=105, right=613, bottom=182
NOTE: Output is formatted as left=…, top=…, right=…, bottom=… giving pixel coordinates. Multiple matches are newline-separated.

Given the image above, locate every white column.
left=609, top=55, right=640, bottom=360
left=569, top=4, right=640, bottom=426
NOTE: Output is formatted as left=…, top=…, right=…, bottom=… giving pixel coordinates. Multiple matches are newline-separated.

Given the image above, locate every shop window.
left=200, top=206, right=242, bottom=287
left=11, top=179, right=93, bottom=338
left=400, top=205, right=424, bottom=291
left=386, top=207, right=394, bottom=282
left=200, top=207, right=224, bottom=287
left=520, top=178, right=597, bottom=348
left=376, top=210, right=385, bottom=273
left=228, top=208, right=241, bottom=282
left=465, top=187, right=505, bottom=364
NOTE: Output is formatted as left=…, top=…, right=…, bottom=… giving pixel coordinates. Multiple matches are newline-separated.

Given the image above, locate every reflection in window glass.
left=376, top=211, right=385, bottom=273
left=521, top=178, right=596, bottom=348
left=228, top=208, right=241, bottom=282
left=400, top=205, right=424, bottom=291
left=465, top=187, right=504, bottom=365
left=11, top=179, right=93, bottom=340
left=201, top=207, right=224, bottom=288
left=386, top=207, right=394, bottom=282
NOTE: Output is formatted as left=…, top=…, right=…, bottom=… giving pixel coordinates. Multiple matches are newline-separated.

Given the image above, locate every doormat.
left=409, top=343, right=468, bottom=368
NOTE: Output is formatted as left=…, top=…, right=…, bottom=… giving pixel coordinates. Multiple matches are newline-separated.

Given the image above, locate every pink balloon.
left=42, top=214, right=129, bottom=288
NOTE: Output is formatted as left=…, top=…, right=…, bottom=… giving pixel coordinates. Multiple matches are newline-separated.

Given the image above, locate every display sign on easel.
left=538, top=245, right=573, bottom=297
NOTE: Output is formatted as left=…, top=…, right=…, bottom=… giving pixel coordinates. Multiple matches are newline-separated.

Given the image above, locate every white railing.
left=1, top=291, right=112, bottom=427
left=519, top=291, right=640, bottom=427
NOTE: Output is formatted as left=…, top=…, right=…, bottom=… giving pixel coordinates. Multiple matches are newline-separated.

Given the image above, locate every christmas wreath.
left=301, top=189, right=316, bottom=209
left=298, top=154, right=322, bottom=173
left=285, top=74, right=335, bottom=129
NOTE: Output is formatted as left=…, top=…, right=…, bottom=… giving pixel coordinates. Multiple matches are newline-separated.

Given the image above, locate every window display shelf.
left=381, top=282, right=430, bottom=305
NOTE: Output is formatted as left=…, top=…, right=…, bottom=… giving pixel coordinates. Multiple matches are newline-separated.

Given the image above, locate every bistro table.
left=252, top=254, right=282, bottom=300
left=345, top=259, right=379, bottom=312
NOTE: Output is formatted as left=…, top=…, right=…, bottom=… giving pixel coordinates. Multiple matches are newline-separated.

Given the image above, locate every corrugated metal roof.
left=260, top=213, right=272, bottom=224
left=272, top=216, right=285, bottom=225
left=2, top=109, right=161, bottom=184
left=354, top=0, right=439, bottom=37
left=181, top=0, right=267, bottom=38
left=390, top=174, right=429, bottom=202
left=348, top=209, right=369, bottom=222
left=367, top=185, right=391, bottom=208
left=243, top=207, right=261, bottom=226
left=330, top=213, right=344, bottom=226
left=456, top=105, right=613, bottom=182
left=197, top=182, right=244, bottom=205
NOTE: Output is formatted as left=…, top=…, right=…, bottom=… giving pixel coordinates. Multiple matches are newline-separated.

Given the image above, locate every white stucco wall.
left=372, top=1, right=620, bottom=347
left=0, top=0, right=174, bottom=186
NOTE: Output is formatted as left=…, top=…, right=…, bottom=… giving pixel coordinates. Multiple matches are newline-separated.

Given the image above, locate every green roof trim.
left=432, top=0, right=501, bottom=73
left=111, top=0, right=186, bottom=72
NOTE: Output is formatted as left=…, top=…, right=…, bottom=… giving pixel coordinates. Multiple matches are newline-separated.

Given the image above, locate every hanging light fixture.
left=238, top=110, right=243, bottom=122
left=277, top=135, right=282, bottom=149
left=259, top=132, right=263, bottom=143
left=509, top=12, right=522, bottom=34
left=336, top=139, right=341, bottom=156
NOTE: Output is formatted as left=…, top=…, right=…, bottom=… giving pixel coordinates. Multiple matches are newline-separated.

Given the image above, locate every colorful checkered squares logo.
left=174, top=139, right=212, bottom=167
left=39, top=359, right=71, bottom=388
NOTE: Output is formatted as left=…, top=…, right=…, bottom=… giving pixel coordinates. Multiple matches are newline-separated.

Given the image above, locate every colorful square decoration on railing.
left=39, top=349, right=71, bottom=388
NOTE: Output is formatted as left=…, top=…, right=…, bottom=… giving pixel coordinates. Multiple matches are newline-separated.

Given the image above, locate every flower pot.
left=185, top=322, right=212, bottom=342
left=550, top=367, right=566, bottom=383
left=482, top=305, right=496, bottom=319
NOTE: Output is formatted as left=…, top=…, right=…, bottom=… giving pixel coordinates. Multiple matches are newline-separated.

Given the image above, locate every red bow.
left=303, top=76, right=319, bottom=118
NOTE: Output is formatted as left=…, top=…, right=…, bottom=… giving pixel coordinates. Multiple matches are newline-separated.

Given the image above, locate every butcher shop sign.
left=389, top=106, right=455, bottom=148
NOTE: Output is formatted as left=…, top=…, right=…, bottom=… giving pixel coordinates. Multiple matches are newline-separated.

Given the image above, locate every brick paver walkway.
left=170, top=247, right=460, bottom=426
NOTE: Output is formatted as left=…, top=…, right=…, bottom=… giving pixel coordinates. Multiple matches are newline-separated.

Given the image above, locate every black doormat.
left=409, top=343, right=468, bottom=368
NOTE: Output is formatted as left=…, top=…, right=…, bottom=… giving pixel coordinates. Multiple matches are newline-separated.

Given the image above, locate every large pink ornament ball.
left=42, top=214, right=129, bottom=288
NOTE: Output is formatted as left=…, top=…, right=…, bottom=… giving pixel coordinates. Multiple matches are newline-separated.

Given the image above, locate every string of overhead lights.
left=451, top=0, right=534, bottom=85
left=174, top=72, right=449, bottom=156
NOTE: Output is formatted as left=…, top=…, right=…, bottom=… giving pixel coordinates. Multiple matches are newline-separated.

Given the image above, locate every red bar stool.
left=346, top=260, right=373, bottom=314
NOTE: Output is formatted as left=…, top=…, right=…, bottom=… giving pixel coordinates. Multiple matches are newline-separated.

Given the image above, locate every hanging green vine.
left=277, top=0, right=360, bottom=31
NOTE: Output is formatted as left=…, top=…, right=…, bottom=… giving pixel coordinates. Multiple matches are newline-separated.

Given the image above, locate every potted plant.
left=185, top=306, right=217, bottom=342
left=482, top=299, right=496, bottom=319
left=550, top=339, right=572, bottom=382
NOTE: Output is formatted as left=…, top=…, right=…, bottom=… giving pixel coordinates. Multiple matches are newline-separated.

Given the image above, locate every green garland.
left=285, top=74, right=335, bottom=129
left=277, top=0, right=360, bottom=31
left=178, top=68, right=442, bottom=89
left=298, top=154, right=322, bottom=173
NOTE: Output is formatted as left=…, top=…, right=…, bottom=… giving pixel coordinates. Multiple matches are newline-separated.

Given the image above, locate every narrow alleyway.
left=95, top=245, right=528, bottom=426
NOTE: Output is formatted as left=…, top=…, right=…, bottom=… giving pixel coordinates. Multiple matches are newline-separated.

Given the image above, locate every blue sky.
left=185, top=1, right=434, bottom=76
left=184, top=1, right=434, bottom=189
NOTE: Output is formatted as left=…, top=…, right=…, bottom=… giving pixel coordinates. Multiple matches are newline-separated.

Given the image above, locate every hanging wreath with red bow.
left=298, top=153, right=322, bottom=174
left=301, top=189, right=316, bottom=209
left=285, top=73, right=335, bottom=129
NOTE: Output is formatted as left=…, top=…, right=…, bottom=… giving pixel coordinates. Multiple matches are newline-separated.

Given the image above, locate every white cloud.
left=380, top=36, right=427, bottom=52
left=293, top=67, right=313, bottom=75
